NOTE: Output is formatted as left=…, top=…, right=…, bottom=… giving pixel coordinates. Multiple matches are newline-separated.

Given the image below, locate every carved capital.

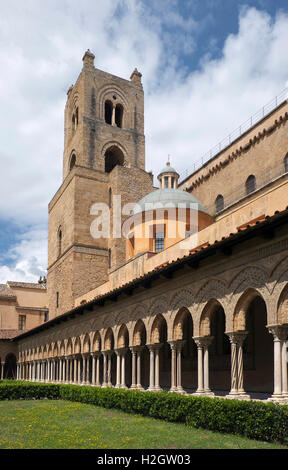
left=267, top=324, right=288, bottom=341
left=193, top=336, right=213, bottom=348
left=226, top=331, right=249, bottom=345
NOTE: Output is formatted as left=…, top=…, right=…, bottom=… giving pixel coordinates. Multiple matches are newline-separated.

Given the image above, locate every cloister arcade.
left=15, top=282, right=288, bottom=402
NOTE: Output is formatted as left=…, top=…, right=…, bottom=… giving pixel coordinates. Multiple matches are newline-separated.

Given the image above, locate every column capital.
left=91, top=351, right=101, bottom=357
left=226, top=331, right=249, bottom=345
left=130, top=345, right=145, bottom=353
left=114, top=347, right=128, bottom=356
left=267, top=324, right=288, bottom=341
left=146, top=343, right=163, bottom=351
left=102, top=350, right=113, bottom=357
left=168, top=339, right=186, bottom=351
left=193, top=336, right=213, bottom=348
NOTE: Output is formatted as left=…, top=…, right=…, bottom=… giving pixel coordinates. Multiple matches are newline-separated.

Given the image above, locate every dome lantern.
left=157, top=161, right=179, bottom=189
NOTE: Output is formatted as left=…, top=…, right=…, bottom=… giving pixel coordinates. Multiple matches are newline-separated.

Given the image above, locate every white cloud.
left=0, top=2, right=288, bottom=280
left=0, top=227, right=47, bottom=283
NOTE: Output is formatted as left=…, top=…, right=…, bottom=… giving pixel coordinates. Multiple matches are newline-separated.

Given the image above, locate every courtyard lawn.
left=0, top=400, right=287, bottom=449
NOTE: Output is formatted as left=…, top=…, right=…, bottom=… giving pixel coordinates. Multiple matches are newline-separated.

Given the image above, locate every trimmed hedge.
left=0, top=380, right=288, bottom=444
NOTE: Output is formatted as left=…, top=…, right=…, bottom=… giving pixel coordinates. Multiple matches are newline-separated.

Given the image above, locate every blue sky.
left=0, top=0, right=288, bottom=282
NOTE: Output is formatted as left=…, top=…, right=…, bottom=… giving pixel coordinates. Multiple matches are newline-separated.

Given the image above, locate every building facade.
left=2, top=51, right=288, bottom=402
left=0, top=282, right=47, bottom=379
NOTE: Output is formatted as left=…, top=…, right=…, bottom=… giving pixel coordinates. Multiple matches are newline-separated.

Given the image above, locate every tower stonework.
left=47, top=50, right=154, bottom=318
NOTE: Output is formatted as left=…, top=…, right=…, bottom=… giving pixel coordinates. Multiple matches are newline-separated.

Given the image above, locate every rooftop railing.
left=179, top=87, right=288, bottom=183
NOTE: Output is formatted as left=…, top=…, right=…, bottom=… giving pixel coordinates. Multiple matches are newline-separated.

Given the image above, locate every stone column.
left=193, top=337, right=204, bottom=395
left=91, top=354, right=96, bottom=386
left=121, top=349, right=128, bottom=389
left=96, top=353, right=101, bottom=387
left=102, top=352, right=107, bottom=387
left=63, top=357, right=66, bottom=383
left=168, top=341, right=177, bottom=392
left=107, top=351, right=113, bottom=387
left=154, top=344, right=163, bottom=391
left=130, top=348, right=137, bottom=389
left=136, top=347, right=144, bottom=390
left=226, top=333, right=238, bottom=397
left=73, top=356, right=77, bottom=384
left=176, top=340, right=186, bottom=394
left=77, top=357, right=81, bottom=384
left=268, top=325, right=288, bottom=401
left=226, top=332, right=250, bottom=399
left=81, top=356, right=85, bottom=385
left=147, top=345, right=155, bottom=391
left=202, top=337, right=214, bottom=397
left=86, top=355, right=90, bottom=385
left=130, top=346, right=144, bottom=390
left=112, top=105, right=116, bottom=126
left=281, top=340, right=288, bottom=398
left=115, top=350, right=121, bottom=388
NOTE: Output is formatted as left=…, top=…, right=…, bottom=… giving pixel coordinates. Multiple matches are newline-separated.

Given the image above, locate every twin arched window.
left=104, top=100, right=124, bottom=128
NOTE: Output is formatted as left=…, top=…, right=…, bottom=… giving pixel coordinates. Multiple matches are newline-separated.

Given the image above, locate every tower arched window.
left=109, top=188, right=112, bottom=208
left=115, top=104, right=123, bottom=128
left=70, top=153, right=76, bottom=171
left=245, top=175, right=256, bottom=195
left=57, top=227, right=62, bottom=258
left=72, top=107, right=79, bottom=131
left=284, top=154, right=288, bottom=173
left=215, top=194, right=224, bottom=213
left=104, top=145, right=124, bottom=173
left=105, top=100, right=113, bottom=125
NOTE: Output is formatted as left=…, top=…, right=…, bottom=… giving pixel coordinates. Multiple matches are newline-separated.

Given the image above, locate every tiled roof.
left=0, top=284, right=16, bottom=299
left=0, top=329, right=26, bottom=340
left=7, top=281, right=46, bottom=290
left=14, top=206, right=288, bottom=341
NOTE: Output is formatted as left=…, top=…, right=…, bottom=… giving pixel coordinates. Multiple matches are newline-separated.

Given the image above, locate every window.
left=109, top=188, right=112, bottom=209
left=284, top=154, right=288, bottom=173
left=57, top=228, right=62, bottom=258
left=104, top=145, right=124, bottom=173
left=171, top=177, right=175, bottom=188
left=19, top=315, right=26, bottom=330
left=44, top=312, right=49, bottom=322
left=245, top=175, right=256, bottom=195
left=72, top=107, right=79, bottom=131
left=155, top=231, right=164, bottom=253
left=105, top=100, right=113, bottom=124
left=215, top=194, right=224, bottom=213
left=108, top=249, right=111, bottom=269
left=164, top=176, right=169, bottom=188
left=56, top=292, right=59, bottom=309
left=70, top=153, right=76, bottom=171
left=115, top=104, right=123, bottom=128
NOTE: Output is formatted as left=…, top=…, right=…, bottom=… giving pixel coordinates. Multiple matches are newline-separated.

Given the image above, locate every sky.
left=0, top=0, right=288, bottom=283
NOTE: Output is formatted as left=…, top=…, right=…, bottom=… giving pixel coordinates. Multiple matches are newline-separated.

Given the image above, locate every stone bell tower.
left=47, top=50, right=154, bottom=319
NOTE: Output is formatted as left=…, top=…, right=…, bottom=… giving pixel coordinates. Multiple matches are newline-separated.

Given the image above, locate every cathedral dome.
left=133, top=188, right=209, bottom=215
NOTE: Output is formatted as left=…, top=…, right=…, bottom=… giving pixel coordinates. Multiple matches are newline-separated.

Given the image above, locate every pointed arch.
left=133, top=319, right=147, bottom=346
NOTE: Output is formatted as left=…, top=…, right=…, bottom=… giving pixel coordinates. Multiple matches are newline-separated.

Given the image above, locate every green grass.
left=0, top=400, right=287, bottom=449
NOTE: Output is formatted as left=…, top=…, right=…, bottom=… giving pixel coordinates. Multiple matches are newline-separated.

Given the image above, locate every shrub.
left=0, top=381, right=287, bottom=444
